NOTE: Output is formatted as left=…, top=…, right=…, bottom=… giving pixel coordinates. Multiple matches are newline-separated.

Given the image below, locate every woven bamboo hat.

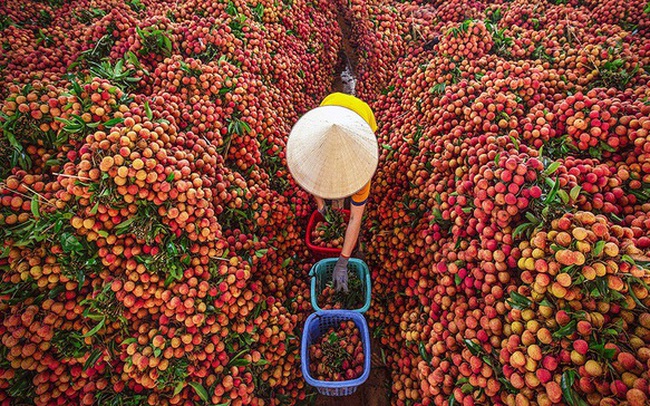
left=286, top=105, right=378, bottom=200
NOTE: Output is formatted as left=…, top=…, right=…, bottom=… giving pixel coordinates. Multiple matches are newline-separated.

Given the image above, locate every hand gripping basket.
left=309, top=258, right=371, bottom=313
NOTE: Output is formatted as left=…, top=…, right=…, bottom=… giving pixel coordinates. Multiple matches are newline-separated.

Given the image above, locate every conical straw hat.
left=286, top=105, right=379, bottom=200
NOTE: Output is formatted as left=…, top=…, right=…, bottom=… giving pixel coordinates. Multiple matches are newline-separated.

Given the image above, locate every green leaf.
left=602, top=348, right=616, bottom=360
left=103, top=117, right=124, bottom=128
left=507, top=291, right=532, bottom=310
left=588, top=147, right=602, bottom=159
left=31, top=197, right=40, bottom=219
left=525, top=212, right=540, bottom=224
left=188, top=382, right=209, bottom=402
left=460, top=382, right=475, bottom=394
left=281, top=257, right=291, bottom=268
left=144, top=101, right=153, bottom=120
left=553, top=319, right=577, bottom=339
left=561, top=370, right=588, bottom=406
left=47, top=285, right=66, bottom=299
left=464, top=339, right=483, bottom=356
left=60, top=232, right=83, bottom=253
left=600, top=142, right=615, bottom=152
left=544, top=161, right=561, bottom=175
left=558, top=189, right=569, bottom=204
left=166, top=241, right=179, bottom=257
left=84, top=257, right=98, bottom=268
left=570, top=185, right=581, bottom=201
left=90, top=201, right=100, bottom=215
left=498, top=375, right=518, bottom=394
left=253, top=359, right=270, bottom=366
left=115, top=217, right=136, bottom=234
left=255, top=248, right=268, bottom=258
left=173, top=381, right=184, bottom=396
left=544, top=177, right=561, bottom=205
left=622, top=254, right=636, bottom=265
left=509, top=135, right=520, bottom=149
left=166, top=172, right=175, bottom=182
left=162, top=35, right=172, bottom=55
left=229, top=358, right=251, bottom=367
left=82, top=317, right=105, bottom=338
left=627, top=281, right=647, bottom=310
left=83, top=349, right=102, bottom=370
left=539, top=299, right=553, bottom=308
left=513, top=222, right=533, bottom=239
left=122, top=337, right=137, bottom=345
left=454, top=274, right=462, bottom=286
left=419, top=341, right=431, bottom=363
left=593, top=241, right=605, bottom=256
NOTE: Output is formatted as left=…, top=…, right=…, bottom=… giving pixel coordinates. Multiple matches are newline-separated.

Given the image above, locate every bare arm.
left=341, top=203, right=365, bottom=257
left=314, top=195, right=326, bottom=212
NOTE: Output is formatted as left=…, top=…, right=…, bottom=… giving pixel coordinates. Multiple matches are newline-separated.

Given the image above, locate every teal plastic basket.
left=309, top=258, right=371, bottom=313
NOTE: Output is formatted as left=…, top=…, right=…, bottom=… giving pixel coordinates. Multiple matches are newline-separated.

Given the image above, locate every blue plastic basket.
left=301, top=311, right=371, bottom=396
left=309, top=258, right=371, bottom=313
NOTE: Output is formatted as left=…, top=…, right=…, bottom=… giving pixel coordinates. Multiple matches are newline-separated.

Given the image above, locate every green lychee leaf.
left=463, top=339, right=483, bottom=356
left=60, top=232, right=83, bottom=253
left=30, top=196, right=40, bottom=219
left=553, top=319, right=577, bottom=339
left=188, top=382, right=208, bottom=402
left=544, top=177, right=561, bottom=205
left=461, top=383, right=474, bottom=394
left=144, top=101, right=153, bottom=120
left=544, top=161, right=561, bottom=175
left=593, top=241, right=605, bottom=256
left=173, top=381, right=184, bottom=396
left=507, top=291, right=532, bottom=310
left=570, top=185, right=581, bottom=201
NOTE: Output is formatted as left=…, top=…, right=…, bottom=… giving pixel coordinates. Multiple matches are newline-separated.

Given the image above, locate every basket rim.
left=300, top=311, right=371, bottom=389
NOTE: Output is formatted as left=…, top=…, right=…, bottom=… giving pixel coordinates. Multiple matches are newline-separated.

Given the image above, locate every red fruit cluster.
left=3, top=0, right=650, bottom=405
left=553, top=90, right=629, bottom=153
left=436, top=20, right=493, bottom=62
left=0, top=0, right=341, bottom=405
left=357, top=0, right=650, bottom=405
left=512, top=211, right=650, bottom=404
left=308, top=320, right=364, bottom=381
left=310, top=220, right=346, bottom=249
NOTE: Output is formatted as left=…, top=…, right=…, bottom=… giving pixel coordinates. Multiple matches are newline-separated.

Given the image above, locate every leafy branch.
left=89, top=58, right=142, bottom=93
left=136, top=26, right=173, bottom=57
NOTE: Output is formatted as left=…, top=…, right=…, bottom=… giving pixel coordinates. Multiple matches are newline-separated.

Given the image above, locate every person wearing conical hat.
left=287, top=92, right=379, bottom=292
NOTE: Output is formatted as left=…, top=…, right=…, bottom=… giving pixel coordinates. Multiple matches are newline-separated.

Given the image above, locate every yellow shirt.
left=319, top=93, right=377, bottom=205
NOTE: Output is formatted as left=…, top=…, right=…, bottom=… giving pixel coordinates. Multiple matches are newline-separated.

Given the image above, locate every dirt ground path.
left=314, top=8, right=392, bottom=405
left=330, top=11, right=359, bottom=95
